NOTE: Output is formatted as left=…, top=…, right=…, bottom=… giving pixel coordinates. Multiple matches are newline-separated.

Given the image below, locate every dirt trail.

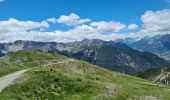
left=0, top=59, right=74, bottom=92
left=0, top=69, right=30, bottom=92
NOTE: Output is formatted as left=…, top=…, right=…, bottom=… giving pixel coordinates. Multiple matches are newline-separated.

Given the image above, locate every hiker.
left=50, top=64, right=56, bottom=72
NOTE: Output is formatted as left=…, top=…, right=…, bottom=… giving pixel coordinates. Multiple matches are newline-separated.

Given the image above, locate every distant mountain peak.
left=126, top=34, right=170, bottom=61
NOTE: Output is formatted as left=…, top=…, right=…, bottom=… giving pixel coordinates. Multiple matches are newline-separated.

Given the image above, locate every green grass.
left=1, top=50, right=170, bottom=100
left=0, top=50, right=67, bottom=77
left=0, top=70, right=103, bottom=100
left=0, top=66, right=22, bottom=77
left=9, top=50, right=67, bottom=63
left=1, top=64, right=170, bottom=100
left=0, top=60, right=23, bottom=77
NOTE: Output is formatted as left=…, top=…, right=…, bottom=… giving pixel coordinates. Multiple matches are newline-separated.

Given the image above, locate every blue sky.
left=0, top=0, right=170, bottom=42
left=0, top=0, right=169, bottom=24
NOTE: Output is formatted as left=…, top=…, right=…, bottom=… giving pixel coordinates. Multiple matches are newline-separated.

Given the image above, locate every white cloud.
left=51, top=23, right=128, bottom=42
left=132, top=9, right=170, bottom=39
left=48, top=13, right=91, bottom=26
left=47, top=18, right=56, bottom=23
left=127, top=24, right=138, bottom=30
left=0, top=18, right=135, bottom=43
left=0, top=23, right=128, bottom=43
left=0, top=18, right=50, bottom=43
left=90, top=21, right=126, bottom=33
left=0, top=17, right=129, bottom=43
left=2, top=9, right=170, bottom=43
left=0, top=18, right=49, bottom=33
left=141, top=9, right=170, bottom=33
left=0, top=31, right=56, bottom=43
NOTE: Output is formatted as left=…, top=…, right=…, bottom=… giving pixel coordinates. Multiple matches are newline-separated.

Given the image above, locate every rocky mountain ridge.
left=125, top=34, right=170, bottom=61
left=0, top=39, right=168, bottom=74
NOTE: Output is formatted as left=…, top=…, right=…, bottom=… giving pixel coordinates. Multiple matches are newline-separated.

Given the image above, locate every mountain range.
left=125, top=34, right=170, bottom=61
left=0, top=39, right=168, bottom=74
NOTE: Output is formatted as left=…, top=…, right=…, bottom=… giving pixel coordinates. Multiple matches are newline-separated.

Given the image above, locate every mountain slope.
left=138, top=65, right=170, bottom=85
left=55, top=39, right=168, bottom=74
left=0, top=39, right=168, bottom=74
left=127, top=34, right=170, bottom=61
left=0, top=50, right=170, bottom=100
left=93, top=45, right=167, bottom=74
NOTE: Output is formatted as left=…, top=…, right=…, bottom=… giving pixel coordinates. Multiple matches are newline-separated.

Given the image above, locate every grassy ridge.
left=0, top=50, right=67, bottom=77
left=0, top=60, right=22, bottom=77
left=0, top=50, right=170, bottom=100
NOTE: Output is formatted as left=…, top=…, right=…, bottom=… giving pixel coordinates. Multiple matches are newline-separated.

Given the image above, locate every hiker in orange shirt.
left=51, top=64, right=56, bottom=72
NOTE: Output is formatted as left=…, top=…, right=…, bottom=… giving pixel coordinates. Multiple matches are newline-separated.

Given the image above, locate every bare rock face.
left=139, top=66, right=170, bottom=85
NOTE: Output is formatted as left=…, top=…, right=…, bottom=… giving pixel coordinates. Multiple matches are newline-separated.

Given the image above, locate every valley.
left=0, top=50, right=170, bottom=100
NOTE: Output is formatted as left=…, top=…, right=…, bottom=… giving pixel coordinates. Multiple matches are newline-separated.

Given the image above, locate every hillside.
left=138, top=65, right=170, bottom=85
left=0, top=39, right=168, bottom=74
left=0, top=57, right=23, bottom=77
left=0, top=50, right=170, bottom=100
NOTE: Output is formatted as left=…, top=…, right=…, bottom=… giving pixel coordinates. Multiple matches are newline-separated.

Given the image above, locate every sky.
left=0, top=0, right=170, bottom=43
